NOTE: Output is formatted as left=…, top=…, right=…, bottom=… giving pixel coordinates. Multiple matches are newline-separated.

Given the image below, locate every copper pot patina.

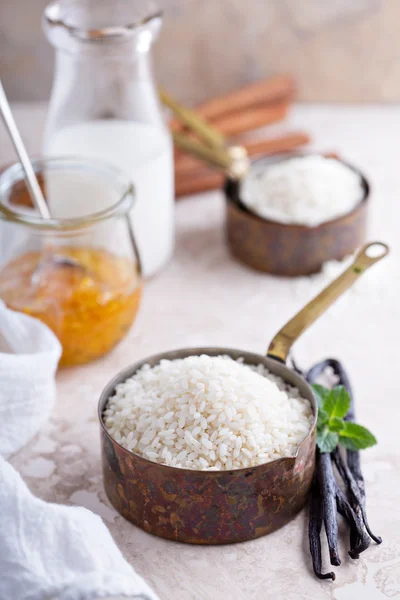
left=225, top=155, right=369, bottom=277
left=99, top=242, right=388, bottom=544
left=99, top=348, right=317, bottom=544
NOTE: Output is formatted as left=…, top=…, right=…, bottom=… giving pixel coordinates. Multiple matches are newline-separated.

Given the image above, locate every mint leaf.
left=317, top=427, right=339, bottom=453
left=313, top=383, right=376, bottom=454
left=329, top=417, right=345, bottom=432
left=339, top=422, right=377, bottom=450
left=312, top=384, right=330, bottom=410
left=317, top=408, right=329, bottom=427
left=324, top=386, right=351, bottom=420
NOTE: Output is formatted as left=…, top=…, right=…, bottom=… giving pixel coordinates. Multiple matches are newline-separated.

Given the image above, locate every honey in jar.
left=0, top=247, right=142, bottom=366
left=0, top=158, right=143, bottom=367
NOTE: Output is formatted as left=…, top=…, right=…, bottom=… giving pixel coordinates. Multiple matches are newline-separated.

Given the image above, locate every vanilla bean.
left=305, top=357, right=382, bottom=582
left=305, top=358, right=353, bottom=399
left=290, top=355, right=304, bottom=376
left=309, top=474, right=336, bottom=580
left=333, top=447, right=382, bottom=544
left=302, top=357, right=381, bottom=580
left=344, top=453, right=382, bottom=542
left=318, top=452, right=341, bottom=566
left=323, top=361, right=382, bottom=545
left=333, top=447, right=364, bottom=505
left=334, top=481, right=371, bottom=558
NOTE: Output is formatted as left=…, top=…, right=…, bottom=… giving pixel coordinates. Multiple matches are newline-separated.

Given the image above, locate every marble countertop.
left=1, top=104, right=400, bottom=600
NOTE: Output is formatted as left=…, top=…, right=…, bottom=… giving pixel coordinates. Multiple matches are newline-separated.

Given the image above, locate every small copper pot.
left=99, top=243, right=388, bottom=544
left=99, top=348, right=316, bottom=544
left=225, top=155, right=369, bottom=276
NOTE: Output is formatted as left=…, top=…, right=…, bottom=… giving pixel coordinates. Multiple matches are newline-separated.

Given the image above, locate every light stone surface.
left=2, top=104, right=400, bottom=599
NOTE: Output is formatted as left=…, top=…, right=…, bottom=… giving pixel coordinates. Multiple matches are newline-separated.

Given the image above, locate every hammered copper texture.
left=101, top=429, right=315, bottom=544
left=99, top=348, right=317, bottom=545
left=225, top=164, right=369, bottom=277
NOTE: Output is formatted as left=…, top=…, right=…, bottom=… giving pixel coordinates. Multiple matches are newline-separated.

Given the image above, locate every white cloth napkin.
left=0, top=300, right=61, bottom=458
left=0, top=301, right=159, bottom=600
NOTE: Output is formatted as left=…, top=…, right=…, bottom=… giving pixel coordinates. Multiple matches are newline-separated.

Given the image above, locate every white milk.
left=45, top=120, right=175, bottom=277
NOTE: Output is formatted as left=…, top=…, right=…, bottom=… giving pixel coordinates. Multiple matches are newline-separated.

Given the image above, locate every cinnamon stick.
left=175, top=132, right=310, bottom=177
left=176, top=74, right=295, bottom=123
left=209, top=103, right=288, bottom=137
left=175, top=168, right=224, bottom=198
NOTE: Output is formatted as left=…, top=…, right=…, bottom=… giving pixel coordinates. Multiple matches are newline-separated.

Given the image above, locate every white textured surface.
left=1, top=104, right=400, bottom=599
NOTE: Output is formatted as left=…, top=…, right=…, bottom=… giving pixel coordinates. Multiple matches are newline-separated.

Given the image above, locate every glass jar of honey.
left=0, top=158, right=142, bottom=367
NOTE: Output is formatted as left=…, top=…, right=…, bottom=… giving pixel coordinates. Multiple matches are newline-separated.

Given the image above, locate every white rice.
left=104, top=354, right=313, bottom=471
left=241, top=155, right=364, bottom=226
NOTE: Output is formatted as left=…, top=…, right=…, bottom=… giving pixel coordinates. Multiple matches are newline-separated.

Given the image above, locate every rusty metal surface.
left=224, top=157, right=369, bottom=277
left=99, top=348, right=317, bottom=544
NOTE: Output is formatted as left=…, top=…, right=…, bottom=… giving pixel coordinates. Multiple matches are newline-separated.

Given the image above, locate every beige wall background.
left=1, top=0, right=399, bottom=104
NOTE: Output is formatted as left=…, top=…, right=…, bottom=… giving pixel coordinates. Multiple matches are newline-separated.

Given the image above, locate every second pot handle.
left=267, top=242, right=389, bottom=363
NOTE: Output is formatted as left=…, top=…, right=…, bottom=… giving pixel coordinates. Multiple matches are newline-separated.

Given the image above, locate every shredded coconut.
left=241, top=155, right=364, bottom=226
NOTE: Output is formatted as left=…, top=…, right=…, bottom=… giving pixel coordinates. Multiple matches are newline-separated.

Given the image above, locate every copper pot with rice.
left=98, top=242, right=388, bottom=544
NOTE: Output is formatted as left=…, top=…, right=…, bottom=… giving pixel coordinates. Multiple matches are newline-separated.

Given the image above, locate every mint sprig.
left=312, top=384, right=377, bottom=453
left=338, top=422, right=377, bottom=451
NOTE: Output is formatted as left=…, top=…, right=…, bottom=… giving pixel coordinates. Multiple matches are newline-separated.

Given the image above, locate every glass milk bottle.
left=43, top=0, right=174, bottom=277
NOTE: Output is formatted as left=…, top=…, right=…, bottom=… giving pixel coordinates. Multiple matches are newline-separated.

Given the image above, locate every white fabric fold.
left=0, top=299, right=61, bottom=458
left=0, top=302, right=159, bottom=600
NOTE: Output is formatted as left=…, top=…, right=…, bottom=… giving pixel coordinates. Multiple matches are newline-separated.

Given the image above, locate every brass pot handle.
left=267, top=242, right=390, bottom=363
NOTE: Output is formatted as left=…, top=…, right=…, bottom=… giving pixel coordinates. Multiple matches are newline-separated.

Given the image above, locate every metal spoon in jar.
left=0, top=79, right=83, bottom=273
